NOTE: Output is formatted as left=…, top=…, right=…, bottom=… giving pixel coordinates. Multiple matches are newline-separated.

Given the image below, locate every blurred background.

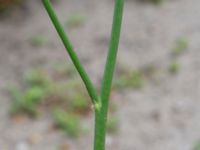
left=0, top=0, right=200, bottom=150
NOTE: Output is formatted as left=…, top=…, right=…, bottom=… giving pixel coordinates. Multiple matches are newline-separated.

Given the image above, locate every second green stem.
left=94, top=0, right=124, bottom=150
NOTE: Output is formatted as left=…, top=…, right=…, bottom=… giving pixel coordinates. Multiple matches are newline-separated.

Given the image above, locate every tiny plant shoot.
left=42, top=0, right=124, bottom=150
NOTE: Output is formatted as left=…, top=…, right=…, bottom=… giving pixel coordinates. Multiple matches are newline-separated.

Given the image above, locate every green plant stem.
left=42, top=0, right=124, bottom=149
left=42, top=0, right=98, bottom=104
left=94, top=0, right=124, bottom=150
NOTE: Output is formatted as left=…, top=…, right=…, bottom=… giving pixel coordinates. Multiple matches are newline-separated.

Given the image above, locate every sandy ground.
left=0, top=0, right=200, bottom=149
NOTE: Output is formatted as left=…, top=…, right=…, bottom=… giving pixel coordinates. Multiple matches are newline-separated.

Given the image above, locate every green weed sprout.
left=42, top=0, right=124, bottom=150
left=169, top=61, right=180, bottom=74
left=65, top=14, right=86, bottom=28
left=172, top=37, right=188, bottom=57
left=114, top=70, right=144, bottom=89
left=152, top=0, right=163, bottom=5
left=8, top=85, right=45, bottom=116
left=30, top=34, right=48, bottom=46
left=193, top=142, right=200, bottom=150
left=53, top=109, right=82, bottom=138
left=107, top=116, right=119, bottom=134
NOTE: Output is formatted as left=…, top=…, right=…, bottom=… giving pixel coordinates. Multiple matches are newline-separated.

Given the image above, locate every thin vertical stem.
left=94, top=0, right=124, bottom=150
left=101, top=0, right=124, bottom=104
left=42, top=0, right=98, bottom=104
left=42, top=0, right=124, bottom=149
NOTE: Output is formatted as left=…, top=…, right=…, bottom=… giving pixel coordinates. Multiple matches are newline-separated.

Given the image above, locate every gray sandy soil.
left=0, top=0, right=200, bottom=149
